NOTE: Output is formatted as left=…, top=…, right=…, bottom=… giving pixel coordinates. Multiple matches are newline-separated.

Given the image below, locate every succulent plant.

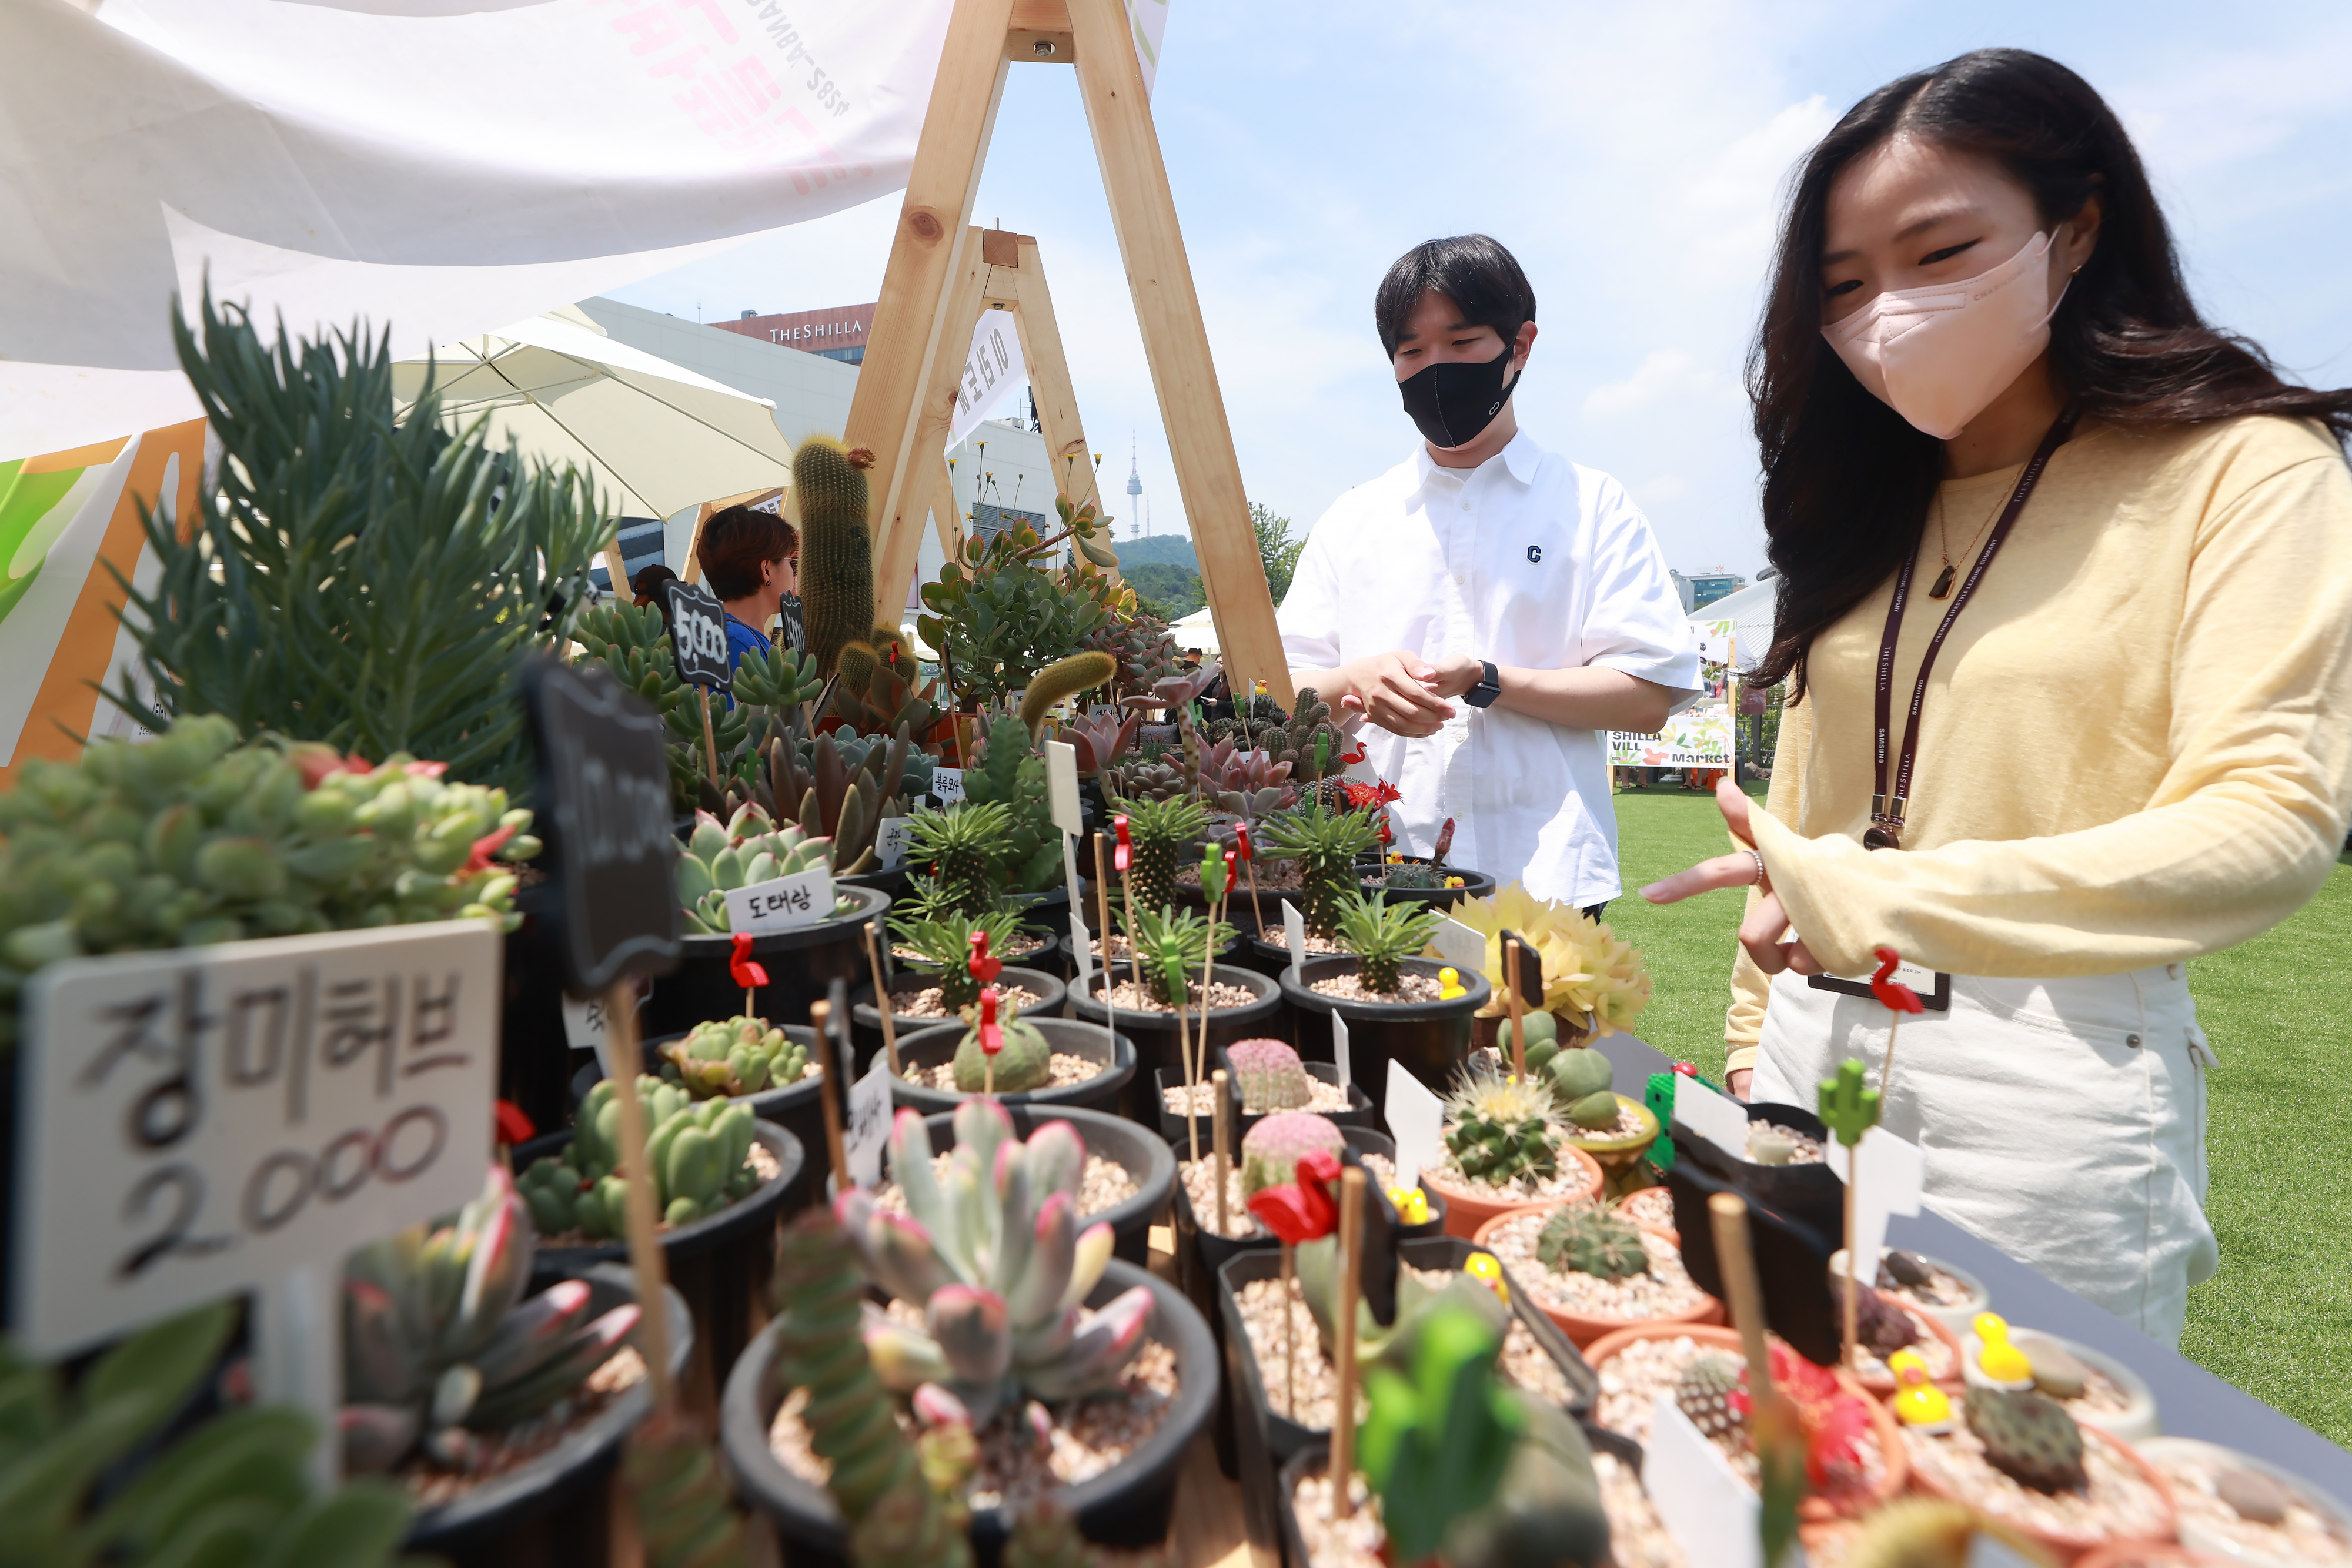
left=1205, top=691, right=1290, bottom=748
left=622, top=1426, right=754, bottom=1568
left=904, top=801, right=1014, bottom=919
left=1675, top=1352, right=1748, bottom=1446
left=1498, top=1009, right=1558, bottom=1058
left=1102, top=755, right=1191, bottom=804
left=1534, top=1206, right=1649, bottom=1282
left=1382, top=860, right=1449, bottom=890
left=1259, top=800, right=1381, bottom=938
left=574, top=599, right=759, bottom=814
left=0, top=717, right=537, bottom=1048
left=962, top=714, right=1064, bottom=895
left=1965, top=1389, right=2087, bottom=1494
left=662, top=1014, right=813, bottom=1099
left=1853, top=1285, right=1921, bottom=1359
left=832, top=629, right=940, bottom=738
left=917, top=521, right=1114, bottom=710
left=1192, top=735, right=1295, bottom=821
left=519, top=1076, right=763, bottom=1234
left=1107, top=794, right=1208, bottom=914
left=1063, top=708, right=1142, bottom=779
left=1268, top=688, right=1347, bottom=787
left=1523, top=1038, right=1616, bottom=1118
left=1444, top=1072, right=1560, bottom=1188
left=0, top=1299, right=414, bottom=1567
left=1334, top=890, right=1444, bottom=995
left=1121, top=902, right=1236, bottom=1007
left=838, top=1101, right=1154, bottom=1427
left=952, top=1007, right=1053, bottom=1094
left=1444, top=884, right=1652, bottom=1037
left=1083, top=602, right=1180, bottom=696
left=673, top=803, right=840, bottom=935
left=1241, top=1111, right=1347, bottom=1198
left=341, top=1164, right=644, bottom=1475
left=1227, top=1038, right=1312, bottom=1114
left=890, top=904, right=1028, bottom=1011
left=776, top=727, right=918, bottom=877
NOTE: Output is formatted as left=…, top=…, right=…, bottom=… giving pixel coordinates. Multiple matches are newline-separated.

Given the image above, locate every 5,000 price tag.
left=723, top=867, right=836, bottom=935
left=10, top=921, right=500, bottom=1356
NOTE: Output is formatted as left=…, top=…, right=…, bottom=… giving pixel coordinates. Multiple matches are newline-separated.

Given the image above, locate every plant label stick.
left=1502, top=931, right=1527, bottom=1080
left=1706, top=1192, right=1803, bottom=1568
left=810, top=999, right=850, bottom=1191
left=858, top=921, right=900, bottom=1076
left=1331, top=1011, right=1351, bottom=1089
left=1284, top=898, right=1307, bottom=983
left=602, top=977, right=675, bottom=1419
left=1332, top=1166, right=1367, bottom=1520
left=1211, top=1068, right=1231, bottom=1234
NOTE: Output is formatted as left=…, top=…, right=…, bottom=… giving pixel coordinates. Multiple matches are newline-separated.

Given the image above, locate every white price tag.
left=560, top=991, right=609, bottom=1051
left=1283, top=900, right=1306, bottom=981
left=873, top=815, right=916, bottom=871
left=930, top=767, right=966, bottom=805
left=724, top=866, right=835, bottom=935
left=1043, top=740, right=1084, bottom=838
left=1382, top=1059, right=1443, bottom=1191
left=1829, top=1125, right=1926, bottom=1279
left=1429, top=915, right=1485, bottom=977
left=1673, top=1074, right=1754, bottom=1162
left=1068, top=912, right=1094, bottom=989
left=1331, top=1011, right=1351, bottom=1088
left=847, top=1052, right=893, bottom=1189
left=12, top=922, right=501, bottom=1357
left=1646, top=1393, right=1760, bottom=1568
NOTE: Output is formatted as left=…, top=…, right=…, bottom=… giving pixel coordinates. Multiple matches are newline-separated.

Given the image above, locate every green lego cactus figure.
left=517, top=1076, right=763, bottom=1235
left=794, top=434, right=877, bottom=679
left=951, top=1008, right=1053, bottom=1094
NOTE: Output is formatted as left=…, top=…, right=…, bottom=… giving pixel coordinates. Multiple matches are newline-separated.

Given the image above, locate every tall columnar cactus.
left=1334, top=890, right=1443, bottom=995
left=1259, top=800, right=1381, bottom=938
left=519, top=1076, right=763, bottom=1234
left=905, top=801, right=1014, bottom=920
left=1241, top=1111, right=1348, bottom=1197
left=1018, top=651, right=1118, bottom=738
left=342, top=1165, right=644, bottom=1475
left=795, top=435, right=877, bottom=678
left=1108, top=794, right=1208, bottom=914
left=662, top=1015, right=813, bottom=1099
left=673, top=803, right=837, bottom=935
left=838, top=1101, right=1152, bottom=1427
left=1228, top=1038, right=1312, bottom=1114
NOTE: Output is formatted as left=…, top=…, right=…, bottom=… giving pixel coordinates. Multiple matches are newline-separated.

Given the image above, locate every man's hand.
left=1335, top=651, right=1456, bottom=737
left=1418, top=652, right=1484, bottom=700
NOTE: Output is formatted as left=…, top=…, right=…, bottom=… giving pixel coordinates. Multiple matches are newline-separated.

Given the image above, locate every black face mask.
left=1398, top=339, right=1521, bottom=449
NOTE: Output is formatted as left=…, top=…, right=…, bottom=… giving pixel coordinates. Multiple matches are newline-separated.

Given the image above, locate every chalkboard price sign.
left=664, top=579, right=733, bottom=691
left=521, top=657, right=681, bottom=996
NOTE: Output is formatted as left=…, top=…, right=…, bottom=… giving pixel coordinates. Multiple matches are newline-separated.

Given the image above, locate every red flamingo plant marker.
left=730, top=932, right=769, bottom=1018
left=1114, top=814, right=1140, bottom=989
left=1869, top=945, right=1924, bottom=1100
left=1235, top=820, right=1262, bottom=932
left=976, top=985, right=1003, bottom=1096
left=1247, top=1147, right=1342, bottom=1417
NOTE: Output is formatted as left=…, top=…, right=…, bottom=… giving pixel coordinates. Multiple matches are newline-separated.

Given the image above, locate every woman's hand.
left=1639, top=780, right=1825, bottom=978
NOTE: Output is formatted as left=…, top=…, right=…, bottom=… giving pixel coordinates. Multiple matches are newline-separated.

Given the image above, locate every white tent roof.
left=1689, top=578, right=1775, bottom=672
left=1169, top=606, right=1220, bottom=654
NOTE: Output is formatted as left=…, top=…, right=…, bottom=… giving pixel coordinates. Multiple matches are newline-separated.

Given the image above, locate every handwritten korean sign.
left=724, top=866, right=836, bottom=935
left=11, top=922, right=500, bottom=1356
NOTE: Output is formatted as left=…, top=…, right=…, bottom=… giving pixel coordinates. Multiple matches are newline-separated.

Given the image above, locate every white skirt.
left=1750, top=964, right=2219, bottom=1347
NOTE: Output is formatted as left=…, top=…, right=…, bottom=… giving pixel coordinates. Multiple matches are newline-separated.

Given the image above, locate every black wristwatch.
left=1463, top=659, right=1502, bottom=709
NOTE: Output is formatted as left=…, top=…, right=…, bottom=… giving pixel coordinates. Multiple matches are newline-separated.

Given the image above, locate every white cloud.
left=1583, top=350, right=1717, bottom=417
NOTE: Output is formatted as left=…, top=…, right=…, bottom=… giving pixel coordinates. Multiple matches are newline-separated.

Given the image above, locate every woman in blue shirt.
left=694, top=504, right=800, bottom=677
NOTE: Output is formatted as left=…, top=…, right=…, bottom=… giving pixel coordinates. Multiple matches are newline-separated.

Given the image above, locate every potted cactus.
left=339, top=1165, right=694, bottom=1554
left=510, top=1075, right=804, bottom=1396
left=1278, top=892, right=1491, bottom=1118
left=1246, top=800, right=1381, bottom=959
left=888, top=1011, right=1135, bottom=1116
left=853, top=900, right=1067, bottom=1071
left=1518, top=1028, right=1660, bottom=1198
left=894, top=1101, right=1176, bottom=1266
left=643, top=803, right=891, bottom=1039
left=1421, top=1069, right=1606, bottom=1239
left=1068, top=904, right=1280, bottom=1123
left=1357, top=817, right=1496, bottom=910
left=1160, top=1035, right=1371, bottom=1147
left=1469, top=1202, right=1723, bottom=1347
left=724, top=1106, right=1217, bottom=1563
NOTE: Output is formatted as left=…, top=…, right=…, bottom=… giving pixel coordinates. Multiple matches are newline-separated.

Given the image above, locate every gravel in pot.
left=849, top=963, right=1068, bottom=1075
left=1278, top=955, right=1488, bottom=1119
left=2137, top=1437, right=2352, bottom=1568
left=886, top=1017, right=1135, bottom=1118
left=1068, top=964, right=1284, bottom=1122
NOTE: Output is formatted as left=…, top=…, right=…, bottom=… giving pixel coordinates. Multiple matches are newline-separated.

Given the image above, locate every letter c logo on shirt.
left=1525, top=544, right=1542, bottom=564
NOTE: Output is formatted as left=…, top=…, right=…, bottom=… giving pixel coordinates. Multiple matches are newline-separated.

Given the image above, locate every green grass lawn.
left=1603, top=782, right=2352, bottom=1447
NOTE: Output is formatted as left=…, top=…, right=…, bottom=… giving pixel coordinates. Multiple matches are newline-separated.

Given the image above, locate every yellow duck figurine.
left=1437, top=966, right=1466, bottom=1001
left=1888, top=1349, right=1954, bottom=1433
left=1974, top=1311, right=2036, bottom=1386
left=1463, top=1249, right=1510, bottom=1303
left=1386, top=1185, right=1431, bottom=1226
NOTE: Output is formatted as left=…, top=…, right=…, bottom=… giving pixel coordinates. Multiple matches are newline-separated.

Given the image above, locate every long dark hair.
left=1750, top=48, right=2352, bottom=694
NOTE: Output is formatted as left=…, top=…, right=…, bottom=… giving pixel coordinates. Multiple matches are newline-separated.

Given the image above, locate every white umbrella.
left=1168, top=605, right=1220, bottom=654
left=391, top=310, right=796, bottom=520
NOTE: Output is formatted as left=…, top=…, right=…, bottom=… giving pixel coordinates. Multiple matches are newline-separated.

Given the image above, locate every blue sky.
left=610, top=1, right=2352, bottom=582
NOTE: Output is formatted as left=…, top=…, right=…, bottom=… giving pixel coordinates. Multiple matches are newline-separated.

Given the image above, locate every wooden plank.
left=1005, top=0, right=1074, bottom=61
left=877, top=227, right=994, bottom=618
left=931, top=458, right=964, bottom=571
left=849, top=0, right=1015, bottom=640
left=1001, top=235, right=1110, bottom=555
left=1065, top=0, right=1292, bottom=707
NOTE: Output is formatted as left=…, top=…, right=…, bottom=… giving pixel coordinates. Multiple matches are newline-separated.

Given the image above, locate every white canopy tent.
left=1169, top=605, right=1221, bottom=654
left=1689, top=578, right=1775, bottom=672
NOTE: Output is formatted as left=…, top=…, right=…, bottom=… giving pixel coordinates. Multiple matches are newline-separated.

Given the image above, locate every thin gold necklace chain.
left=1936, top=484, right=2009, bottom=579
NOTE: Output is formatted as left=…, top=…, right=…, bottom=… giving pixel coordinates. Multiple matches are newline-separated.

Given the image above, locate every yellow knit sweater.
left=1727, top=414, right=2352, bottom=1068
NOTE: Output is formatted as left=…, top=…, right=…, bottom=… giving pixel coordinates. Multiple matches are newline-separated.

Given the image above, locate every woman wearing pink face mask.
left=1641, top=49, right=2352, bottom=1343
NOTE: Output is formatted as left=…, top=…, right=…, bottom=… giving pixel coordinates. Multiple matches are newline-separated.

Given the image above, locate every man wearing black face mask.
left=1281, top=235, right=1699, bottom=911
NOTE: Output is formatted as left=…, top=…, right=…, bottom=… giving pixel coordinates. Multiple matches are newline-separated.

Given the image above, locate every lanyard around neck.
left=1866, top=410, right=2077, bottom=850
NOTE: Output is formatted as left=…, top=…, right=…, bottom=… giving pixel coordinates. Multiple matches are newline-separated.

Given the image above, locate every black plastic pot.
left=641, top=885, right=891, bottom=1038
left=1276, top=1443, right=1330, bottom=1568
left=1668, top=1099, right=1843, bottom=1244
left=497, top=882, right=576, bottom=1137
left=721, top=1257, right=1217, bottom=1568
left=849, top=964, right=1068, bottom=1075
left=569, top=1027, right=828, bottom=1219
left=888, top=1017, right=1135, bottom=1117
left=1152, top=1058, right=1371, bottom=1148
left=908, top=1103, right=1172, bottom=1265
left=403, top=1264, right=693, bottom=1565
left=1355, top=857, right=1496, bottom=910
left=510, top=1121, right=804, bottom=1407
left=1218, top=1235, right=1595, bottom=1567
left=1168, top=1126, right=1444, bottom=1479
left=1278, top=956, right=1491, bottom=1118
left=1068, top=964, right=1285, bottom=1122
left=838, top=864, right=911, bottom=905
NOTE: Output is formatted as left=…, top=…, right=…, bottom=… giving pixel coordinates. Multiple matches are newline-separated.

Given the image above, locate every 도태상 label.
left=724, top=867, right=837, bottom=935
left=11, top=921, right=500, bottom=1356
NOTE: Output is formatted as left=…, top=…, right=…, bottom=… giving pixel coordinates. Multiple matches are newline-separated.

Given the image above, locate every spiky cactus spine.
left=1534, top=1206, right=1650, bottom=1282
left=1019, top=651, right=1118, bottom=737
left=1227, top=1038, right=1311, bottom=1114
left=1110, top=795, right=1207, bottom=914
left=794, top=436, right=876, bottom=678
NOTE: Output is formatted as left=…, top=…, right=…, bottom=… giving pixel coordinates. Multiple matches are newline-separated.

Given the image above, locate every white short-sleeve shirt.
left=1278, top=431, right=1700, bottom=907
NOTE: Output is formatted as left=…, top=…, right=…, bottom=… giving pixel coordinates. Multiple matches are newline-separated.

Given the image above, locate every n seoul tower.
left=1127, top=433, right=1144, bottom=538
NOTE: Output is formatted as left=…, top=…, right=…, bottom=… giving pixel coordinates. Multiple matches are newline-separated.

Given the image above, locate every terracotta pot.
left=1905, top=1402, right=2179, bottom=1562
left=1579, top=1321, right=1909, bottom=1524
left=1420, top=1144, right=1603, bottom=1240
left=1470, top=1205, right=1723, bottom=1348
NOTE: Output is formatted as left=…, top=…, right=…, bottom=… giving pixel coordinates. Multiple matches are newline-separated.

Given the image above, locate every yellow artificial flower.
left=1428, top=880, right=1653, bottom=1035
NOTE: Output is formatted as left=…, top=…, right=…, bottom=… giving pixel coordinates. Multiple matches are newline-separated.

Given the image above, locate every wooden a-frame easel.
left=848, top=0, right=1293, bottom=706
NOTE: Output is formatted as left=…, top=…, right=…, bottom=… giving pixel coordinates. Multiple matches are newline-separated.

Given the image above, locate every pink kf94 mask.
left=1823, top=231, right=2065, bottom=439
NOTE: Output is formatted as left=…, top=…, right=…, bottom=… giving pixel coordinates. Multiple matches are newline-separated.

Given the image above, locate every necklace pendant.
left=1927, top=561, right=1956, bottom=599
